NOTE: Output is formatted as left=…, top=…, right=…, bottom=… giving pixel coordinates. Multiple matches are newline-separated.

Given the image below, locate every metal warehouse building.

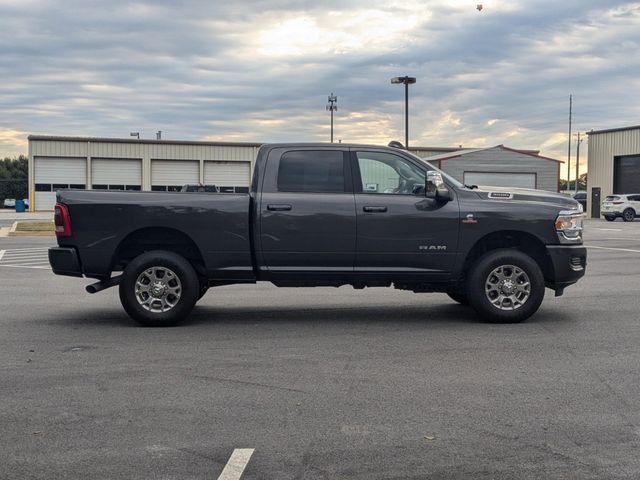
left=587, top=125, right=640, bottom=218
left=27, top=135, right=561, bottom=211
left=423, top=145, right=561, bottom=192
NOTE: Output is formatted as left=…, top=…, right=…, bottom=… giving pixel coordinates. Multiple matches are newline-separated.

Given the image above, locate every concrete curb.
left=8, top=221, right=55, bottom=237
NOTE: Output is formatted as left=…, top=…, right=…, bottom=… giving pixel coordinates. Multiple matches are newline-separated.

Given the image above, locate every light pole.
left=391, top=76, right=416, bottom=148
left=130, top=132, right=140, bottom=139
left=326, top=93, right=337, bottom=143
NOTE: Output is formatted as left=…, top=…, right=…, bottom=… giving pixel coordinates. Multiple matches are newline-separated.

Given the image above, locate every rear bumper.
left=545, top=244, right=587, bottom=294
left=601, top=209, right=622, bottom=217
left=48, top=247, right=83, bottom=277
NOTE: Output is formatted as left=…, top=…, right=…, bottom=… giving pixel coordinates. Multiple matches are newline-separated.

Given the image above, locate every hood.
left=472, top=185, right=581, bottom=211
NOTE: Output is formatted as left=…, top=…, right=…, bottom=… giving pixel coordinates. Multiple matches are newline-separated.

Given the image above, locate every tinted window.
left=277, top=150, right=346, bottom=193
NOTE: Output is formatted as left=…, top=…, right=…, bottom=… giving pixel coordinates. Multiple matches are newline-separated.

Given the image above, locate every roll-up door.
left=91, top=158, right=142, bottom=190
left=151, top=160, right=199, bottom=191
left=463, top=171, right=536, bottom=189
left=204, top=161, right=251, bottom=192
left=614, top=155, right=640, bottom=194
left=34, top=157, right=87, bottom=210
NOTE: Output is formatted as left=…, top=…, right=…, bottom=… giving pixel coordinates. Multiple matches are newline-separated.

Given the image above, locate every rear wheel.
left=604, top=215, right=616, bottom=222
left=119, top=250, right=199, bottom=327
left=623, top=208, right=635, bottom=222
left=466, top=249, right=545, bottom=323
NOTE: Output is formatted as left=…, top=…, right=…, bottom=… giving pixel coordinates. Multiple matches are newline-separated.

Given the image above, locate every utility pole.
left=326, top=93, right=337, bottom=143
left=574, top=132, right=583, bottom=194
left=567, top=94, right=572, bottom=192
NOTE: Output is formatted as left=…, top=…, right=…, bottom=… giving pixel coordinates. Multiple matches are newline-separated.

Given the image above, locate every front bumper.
left=545, top=244, right=587, bottom=295
left=48, top=247, right=83, bottom=277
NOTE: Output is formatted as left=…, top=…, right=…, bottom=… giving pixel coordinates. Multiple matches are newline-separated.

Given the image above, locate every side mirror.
left=425, top=171, right=451, bottom=201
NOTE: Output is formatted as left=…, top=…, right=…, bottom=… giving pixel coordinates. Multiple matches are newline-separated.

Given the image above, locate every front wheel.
left=466, top=249, right=545, bottom=323
left=604, top=215, right=616, bottom=222
left=623, top=208, right=635, bottom=222
left=119, top=250, right=199, bottom=327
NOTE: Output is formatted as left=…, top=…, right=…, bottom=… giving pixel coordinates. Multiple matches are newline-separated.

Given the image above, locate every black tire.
left=604, top=215, right=616, bottom=222
left=622, top=208, right=635, bottom=222
left=446, top=290, right=469, bottom=305
left=119, top=250, right=199, bottom=327
left=466, top=249, right=545, bottom=324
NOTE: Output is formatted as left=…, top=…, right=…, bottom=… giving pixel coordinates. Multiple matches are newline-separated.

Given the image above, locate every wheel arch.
left=460, top=230, right=553, bottom=283
left=111, top=227, right=205, bottom=275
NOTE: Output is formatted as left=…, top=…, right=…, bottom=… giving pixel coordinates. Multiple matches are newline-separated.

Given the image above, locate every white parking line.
left=0, top=264, right=50, bottom=269
left=0, top=247, right=50, bottom=252
left=587, top=245, right=640, bottom=254
left=2, top=252, right=48, bottom=259
left=594, top=228, right=623, bottom=231
left=217, top=449, right=254, bottom=480
left=0, top=250, right=5, bottom=261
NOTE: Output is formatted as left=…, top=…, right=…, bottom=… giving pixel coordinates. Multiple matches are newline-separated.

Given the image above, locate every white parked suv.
left=602, top=194, right=640, bottom=222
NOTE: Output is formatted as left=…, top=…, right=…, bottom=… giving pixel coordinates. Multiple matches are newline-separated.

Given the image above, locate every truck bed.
left=57, top=189, right=253, bottom=279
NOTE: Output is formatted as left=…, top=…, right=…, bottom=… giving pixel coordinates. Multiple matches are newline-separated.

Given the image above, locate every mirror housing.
left=425, top=171, right=451, bottom=201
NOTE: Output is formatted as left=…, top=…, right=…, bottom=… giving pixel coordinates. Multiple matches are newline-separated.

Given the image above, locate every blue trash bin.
left=15, top=199, right=25, bottom=213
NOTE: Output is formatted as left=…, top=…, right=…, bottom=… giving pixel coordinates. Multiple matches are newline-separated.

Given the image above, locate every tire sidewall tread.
left=119, top=250, right=199, bottom=327
left=466, top=249, right=545, bottom=323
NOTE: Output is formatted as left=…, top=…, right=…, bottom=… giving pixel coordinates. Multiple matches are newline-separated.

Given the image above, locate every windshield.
left=403, top=150, right=465, bottom=189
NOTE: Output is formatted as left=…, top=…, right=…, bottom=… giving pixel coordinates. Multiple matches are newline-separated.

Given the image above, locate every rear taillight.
left=612, top=201, right=624, bottom=205
left=54, top=203, right=72, bottom=237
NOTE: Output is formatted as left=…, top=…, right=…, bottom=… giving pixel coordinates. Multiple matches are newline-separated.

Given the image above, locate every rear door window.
left=277, top=150, right=347, bottom=193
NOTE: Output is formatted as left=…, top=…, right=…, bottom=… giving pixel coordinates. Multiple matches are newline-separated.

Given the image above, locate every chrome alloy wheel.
left=485, top=264, right=531, bottom=311
left=135, top=266, right=182, bottom=313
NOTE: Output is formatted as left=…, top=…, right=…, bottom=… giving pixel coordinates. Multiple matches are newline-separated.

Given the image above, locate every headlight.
left=555, top=210, right=584, bottom=240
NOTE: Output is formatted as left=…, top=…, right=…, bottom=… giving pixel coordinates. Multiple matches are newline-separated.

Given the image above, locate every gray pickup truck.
left=49, top=143, right=586, bottom=326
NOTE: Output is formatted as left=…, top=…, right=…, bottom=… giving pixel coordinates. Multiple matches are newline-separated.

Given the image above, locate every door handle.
left=363, top=206, right=387, bottom=213
left=267, top=204, right=292, bottom=211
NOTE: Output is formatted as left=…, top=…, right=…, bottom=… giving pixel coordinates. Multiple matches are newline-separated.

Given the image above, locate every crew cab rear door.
left=351, top=149, right=460, bottom=276
left=258, top=147, right=356, bottom=273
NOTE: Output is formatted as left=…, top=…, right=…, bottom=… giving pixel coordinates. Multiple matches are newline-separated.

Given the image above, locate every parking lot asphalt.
left=1, top=219, right=639, bottom=479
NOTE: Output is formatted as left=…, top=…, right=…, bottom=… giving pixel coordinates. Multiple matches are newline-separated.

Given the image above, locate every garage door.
left=614, top=155, right=640, bottom=194
left=92, top=158, right=142, bottom=190
left=151, top=160, right=199, bottom=191
left=204, top=161, right=251, bottom=193
left=463, top=172, right=536, bottom=189
left=34, top=157, right=87, bottom=210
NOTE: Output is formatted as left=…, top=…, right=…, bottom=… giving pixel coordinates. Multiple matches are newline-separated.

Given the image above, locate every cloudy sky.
left=1, top=0, right=639, bottom=178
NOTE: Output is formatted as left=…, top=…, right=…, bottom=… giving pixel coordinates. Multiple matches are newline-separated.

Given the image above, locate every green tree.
left=0, top=155, right=28, bottom=202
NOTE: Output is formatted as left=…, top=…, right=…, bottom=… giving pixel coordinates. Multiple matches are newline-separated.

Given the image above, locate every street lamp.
left=326, top=93, right=337, bottom=143
left=391, top=76, right=416, bottom=148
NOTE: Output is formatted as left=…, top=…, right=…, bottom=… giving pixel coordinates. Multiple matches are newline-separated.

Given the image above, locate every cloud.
left=1, top=0, right=639, bottom=178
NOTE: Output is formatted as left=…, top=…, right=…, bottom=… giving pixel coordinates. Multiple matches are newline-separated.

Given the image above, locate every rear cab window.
left=277, top=150, right=348, bottom=193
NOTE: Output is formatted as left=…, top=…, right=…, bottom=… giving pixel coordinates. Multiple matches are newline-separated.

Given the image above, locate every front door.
left=352, top=150, right=460, bottom=276
left=259, top=148, right=356, bottom=272
left=591, top=187, right=601, bottom=218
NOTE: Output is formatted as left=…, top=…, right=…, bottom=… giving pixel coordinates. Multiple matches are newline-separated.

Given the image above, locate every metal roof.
left=418, top=145, right=563, bottom=163
left=586, top=125, right=640, bottom=135
left=27, top=135, right=264, bottom=148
